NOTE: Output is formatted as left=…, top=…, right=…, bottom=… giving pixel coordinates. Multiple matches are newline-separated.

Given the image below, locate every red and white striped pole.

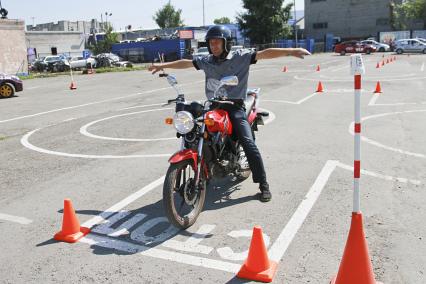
left=351, top=54, right=364, bottom=213
left=331, top=53, right=383, bottom=284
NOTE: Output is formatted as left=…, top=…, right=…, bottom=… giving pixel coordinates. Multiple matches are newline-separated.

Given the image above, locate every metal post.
left=203, top=0, right=205, bottom=26
left=350, top=54, right=365, bottom=213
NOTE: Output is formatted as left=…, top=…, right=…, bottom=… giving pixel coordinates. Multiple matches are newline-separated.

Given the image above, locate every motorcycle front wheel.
left=163, top=160, right=206, bottom=229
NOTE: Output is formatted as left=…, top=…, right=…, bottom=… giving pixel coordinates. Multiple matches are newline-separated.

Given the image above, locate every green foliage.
left=236, top=0, right=293, bottom=44
left=153, top=3, right=184, bottom=29
left=89, top=24, right=119, bottom=55
left=392, top=0, right=426, bottom=29
left=214, top=17, right=231, bottom=24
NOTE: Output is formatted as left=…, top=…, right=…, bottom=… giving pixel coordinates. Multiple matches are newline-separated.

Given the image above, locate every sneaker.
left=259, top=183, right=271, bottom=202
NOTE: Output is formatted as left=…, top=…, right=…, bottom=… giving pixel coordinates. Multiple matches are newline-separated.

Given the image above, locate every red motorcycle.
left=161, top=74, right=268, bottom=229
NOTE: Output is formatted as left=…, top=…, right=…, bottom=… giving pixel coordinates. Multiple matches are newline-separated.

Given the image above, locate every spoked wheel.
left=163, top=160, right=206, bottom=229
left=0, top=84, right=14, bottom=98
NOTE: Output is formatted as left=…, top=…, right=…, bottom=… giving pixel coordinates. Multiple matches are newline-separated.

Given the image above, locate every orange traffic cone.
left=394, top=56, right=396, bottom=61
left=282, top=66, right=288, bottom=72
left=376, top=62, right=380, bottom=68
left=381, top=60, right=385, bottom=66
left=386, top=59, right=389, bottom=64
left=330, top=213, right=383, bottom=284
left=237, top=226, right=277, bottom=283
left=316, top=81, right=324, bottom=93
left=373, top=81, right=382, bottom=94
left=69, top=81, right=77, bottom=90
left=54, top=199, right=90, bottom=243
left=316, top=65, right=320, bottom=71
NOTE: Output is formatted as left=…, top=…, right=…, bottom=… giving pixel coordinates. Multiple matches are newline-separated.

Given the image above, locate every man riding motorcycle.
left=149, top=25, right=311, bottom=202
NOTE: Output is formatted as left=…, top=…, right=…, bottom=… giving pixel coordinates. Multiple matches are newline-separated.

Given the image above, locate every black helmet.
left=205, top=25, right=233, bottom=58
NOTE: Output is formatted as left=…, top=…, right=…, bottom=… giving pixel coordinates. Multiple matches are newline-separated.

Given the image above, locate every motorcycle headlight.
left=173, top=111, right=195, bottom=134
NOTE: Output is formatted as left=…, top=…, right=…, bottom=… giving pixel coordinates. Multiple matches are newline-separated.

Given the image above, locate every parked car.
left=0, top=73, right=23, bottom=98
left=334, top=41, right=377, bottom=55
left=417, top=38, right=426, bottom=44
left=95, top=53, right=133, bottom=68
left=394, top=39, right=426, bottom=54
left=192, top=47, right=209, bottom=59
left=360, top=40, right=390, bottom=52
left=31, top=55, right=70, bottom=72
left=69, top=56, right=97, bottom=70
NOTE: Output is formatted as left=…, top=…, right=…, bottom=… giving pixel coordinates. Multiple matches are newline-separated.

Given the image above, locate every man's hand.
left=291, top=48, right=311, bottom=59
left=148, top=64, right=163, bottom=74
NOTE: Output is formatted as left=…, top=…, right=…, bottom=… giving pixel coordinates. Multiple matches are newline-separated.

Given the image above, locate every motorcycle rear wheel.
left=163, top=160, right=206, bottom=229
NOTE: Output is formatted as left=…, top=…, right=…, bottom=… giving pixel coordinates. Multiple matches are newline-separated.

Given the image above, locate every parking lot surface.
left=1, top=53, right=425, bottom=283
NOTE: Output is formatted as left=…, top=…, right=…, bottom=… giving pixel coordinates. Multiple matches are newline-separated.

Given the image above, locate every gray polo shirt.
left=192, top=49, right=257, bottom=100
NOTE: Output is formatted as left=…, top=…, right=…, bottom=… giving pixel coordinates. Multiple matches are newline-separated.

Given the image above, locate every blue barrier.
left=276, top=39, right=315, bottom=53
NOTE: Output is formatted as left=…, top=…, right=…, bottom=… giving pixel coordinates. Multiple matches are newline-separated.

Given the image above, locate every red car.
left=334, top=41, right=376, bottom=55
left=0, top=73, right=23, bottom=98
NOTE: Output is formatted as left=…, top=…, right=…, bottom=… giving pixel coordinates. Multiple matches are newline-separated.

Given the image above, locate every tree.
left=214, top=17, right=231, bottom=25
left=89, top=24, right=119, bottom=55
left=153, top=3, right=184, bottom=29
left=392, top=0, right=426, bottom=29
left=236, top=0, right=293, bottom=45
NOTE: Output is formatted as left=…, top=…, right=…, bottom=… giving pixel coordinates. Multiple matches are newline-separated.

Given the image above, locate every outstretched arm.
left=148, top=59, right=194, bottom=74
left=255, top=48, right=311, bottom=60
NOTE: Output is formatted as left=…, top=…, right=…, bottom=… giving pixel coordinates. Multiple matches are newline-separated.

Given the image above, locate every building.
left=27, top=19, right=104, bottom=34
left=26, top=31, right=86, bottom=58
left=304, top=0, right=410, bottom=41
left=0, top=19, right=27, bottom=74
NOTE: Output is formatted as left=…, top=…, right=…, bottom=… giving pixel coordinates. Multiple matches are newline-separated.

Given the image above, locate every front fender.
left=168, top=149, right=198, bottom=169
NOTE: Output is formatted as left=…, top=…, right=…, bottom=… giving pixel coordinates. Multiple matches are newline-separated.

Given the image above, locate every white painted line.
left=21, top=129, right=172, bottom=159
left=336, top=162, right=421, bottom=185
left=79, top=108, right=176, bottom=142
left=294, top=74, right=425, bottom=82
left=162, top=224, right=216, bottom=254
left=80, top=235, right=241, bottom=273
left=262, top=108, right=276, bottom=125
left=268, top=160, right=338, bottom=262
left=79, top=161, right=338, bottom=273
left=81, top=176, right=165, bottom=228
left=368, top=94, right=380, bottom=106
left=421, top=62, right=425, bottom=72
left=263, top=99, right=297, bottom=105
left=119, top=103, right=166, bottom=111
left=295, top=92, right=318, bottom=104
left=0, top=80, right=204, bottom=124
left=0, top=213, right=33, bottom=225
left=26, top=86, right=41, bottom=90
left=263, top=92, right=317, bottom=105
left=62, top=118, right=76, bottom=122
left=348, top=110, right=426, bottom=159
left=371, top=102, right=420, bottom=106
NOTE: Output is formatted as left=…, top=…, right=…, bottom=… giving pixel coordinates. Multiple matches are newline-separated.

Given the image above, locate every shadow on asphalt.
left=46, top=176, right=259, bottom=259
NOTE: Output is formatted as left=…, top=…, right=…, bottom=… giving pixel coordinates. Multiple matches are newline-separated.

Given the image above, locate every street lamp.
left=105, top=12, right=112, bottom=30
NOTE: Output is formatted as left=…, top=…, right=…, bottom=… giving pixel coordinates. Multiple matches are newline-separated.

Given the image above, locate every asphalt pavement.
left=0, top=52, right=425, bottom=283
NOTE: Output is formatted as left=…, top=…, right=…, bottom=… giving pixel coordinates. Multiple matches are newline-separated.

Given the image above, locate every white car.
left=394, top=38, right=426, bottom=54
left=192, top=47, right=209, bottom=59
left=360, top=40, right=390, bottom=52
left=69, top=56, right=97, bottom=69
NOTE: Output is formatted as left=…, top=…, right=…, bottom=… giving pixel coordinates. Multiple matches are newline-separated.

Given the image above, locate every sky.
left=2, top=0, right=304, bottom=31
